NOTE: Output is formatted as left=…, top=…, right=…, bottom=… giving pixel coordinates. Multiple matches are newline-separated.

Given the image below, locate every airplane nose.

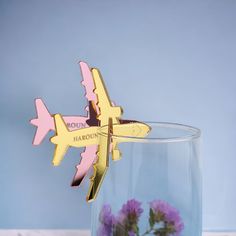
left=130, top=123, right=151, bottom=137
left=139, top=124, right=151, bottom=136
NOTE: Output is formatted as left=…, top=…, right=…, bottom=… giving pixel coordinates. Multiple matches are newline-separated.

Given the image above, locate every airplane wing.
left=86, top=118, right=112, bottom=202
left=53, top=142, right=69, bottom=166
left=86, top=101, right=99, bottom=127
left=79, top=62, right=100, bottom=126
left=79, top=61, right=97, bottom=103
left=71, top=145, right=98, bottom=187
left=91, top=68, right=112, bottom=108
left=91, top=68, right=122, bottom=126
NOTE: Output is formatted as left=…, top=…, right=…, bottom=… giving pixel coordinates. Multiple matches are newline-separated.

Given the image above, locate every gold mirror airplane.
left=50, top=68, right=151, bottom=202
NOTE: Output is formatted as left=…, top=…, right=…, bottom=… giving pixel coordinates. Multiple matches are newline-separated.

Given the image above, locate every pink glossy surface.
left=80, top=61, right=97, bottom=102
left=31, top=61, right=98, bottom=187
left=71, top=145, right=98, bottom=187
left=30, top=98, right=55, bottom=145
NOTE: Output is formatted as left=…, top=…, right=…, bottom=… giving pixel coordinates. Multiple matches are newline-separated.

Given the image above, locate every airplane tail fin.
left=30, top=98, right=54, bottom=145
left=50, top=114, right=70, bottom=166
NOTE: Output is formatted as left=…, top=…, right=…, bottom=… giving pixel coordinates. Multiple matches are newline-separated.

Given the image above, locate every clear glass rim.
left=99, top=121, right=201, bottom=143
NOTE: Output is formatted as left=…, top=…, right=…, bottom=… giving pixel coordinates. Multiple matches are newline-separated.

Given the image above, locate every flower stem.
left=141, top=227, right=153, bottom=236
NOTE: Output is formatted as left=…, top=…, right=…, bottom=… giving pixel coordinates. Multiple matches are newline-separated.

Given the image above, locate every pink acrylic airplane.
left=30, top=61, right=99, bottom=187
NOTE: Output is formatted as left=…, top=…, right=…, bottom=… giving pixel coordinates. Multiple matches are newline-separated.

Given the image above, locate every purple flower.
left=97, top=204, right=115, bottom=236
left=150, top=200, right=184, bottom=235
left=97, top=199, right=184, bottom=236
left=118, top=199, right=143, bottom=223
left=116, top=199, right=143, bottom=235
left=128, top=231, right=136, bottom=236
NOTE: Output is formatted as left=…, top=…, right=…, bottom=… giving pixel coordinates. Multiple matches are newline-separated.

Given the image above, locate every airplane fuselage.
left=65, top=126, right=100, bottom=148
left=64, top=122, right=150, bottom=149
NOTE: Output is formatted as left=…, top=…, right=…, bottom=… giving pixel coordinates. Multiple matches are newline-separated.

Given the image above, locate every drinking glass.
left=91, top=122, right=201, bottom=236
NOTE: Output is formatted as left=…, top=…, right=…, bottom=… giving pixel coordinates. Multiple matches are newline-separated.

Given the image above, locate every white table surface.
left=0, top=230, right=235, bottom=236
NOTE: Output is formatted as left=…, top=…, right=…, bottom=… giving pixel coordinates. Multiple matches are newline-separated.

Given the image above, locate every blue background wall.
left=1, top=0, right=236, bottom=231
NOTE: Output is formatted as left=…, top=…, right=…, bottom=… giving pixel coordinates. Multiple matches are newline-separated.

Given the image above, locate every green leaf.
left=149, top=208, right=155, bottom=228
